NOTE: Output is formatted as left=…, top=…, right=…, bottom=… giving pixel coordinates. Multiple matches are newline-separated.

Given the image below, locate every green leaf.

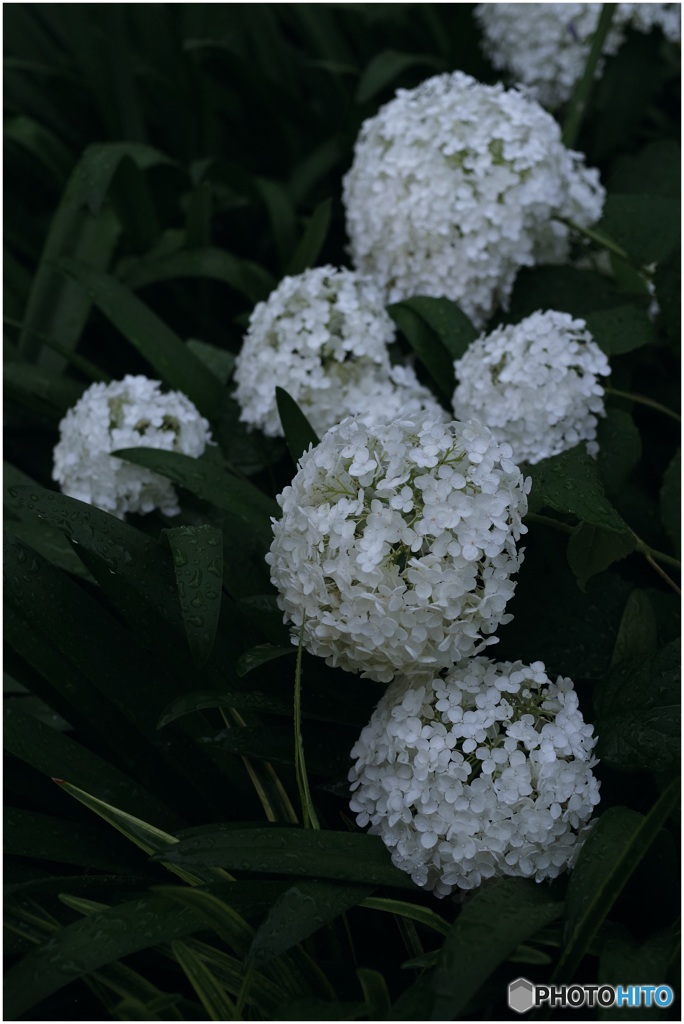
left=4, top=361, right=86, bottom=417
left=4, top=518, right=94, bottom=581
left=3, top=891, right=213, bottom=1019
left=18, top=142, right=171, bottom=367
left=566, top=522, right=635, bottom=590
left=593, top=640, right=680, bottom=774
left=157, top=688, right=290, bottom=729
left=172, top=940, right=237, bottom=1021
left=396, top=296, right=478, bottom=362
left=584, top=305, right=655, bottom=355
left=659, top=449, right=680, bottom=556
left=430, top=878, right=563, bottom=1020
left=390, top=972, right=434, bottom=1021
left=172, top=938, right=289, bottom=1019
left=279, top=997, right=367, bottom=1021
left=598, top=194, right=679, bottom=266
left=57, top=259, right=224, bottom=420
left=121, top=246, right=275, bottom=305
left=597, top=408, right=642, bottom=498
left=496, top=529, right=634, bottom=679
left=108, top=155, right=160, bottom=253
left=248, top=881, right=373, bottom=967
left=356, top=50, right=444, bottom=104
left=527, top=446, right=629, bottom=535
left=255, top=177, right=298, bottom=268
left=113, top=448, right=277, bottom=538
left=187, top=339, right=236, bottom=385
left=608, top=139, right=681, bottom=200
left=158, top=827, right=417, bottom=889
left=359, top=897, right=450, bottom=937
left=275, top=387, right=320, bottom=464
left=5, top=808, right=137, bottom=873
left=4, top=114, right=72, bottom=184
left=654, top=249, right=681, bottom=347
left=387, top=301, right=455, bottom=403
left=508, top=266, right=626, bottom=319
left=235, top=644, right=295, bottom=678
left=4, top=700, right=176, bottom=828
left=164, top=525, right=223, bottom=667
left=286, top=197, right=332, bottom=275
left=6, top=485, right=181, bottom=625
left=4, top=530, right=223, bottom=816
left=610, top=589, right=658, bottom=667
left=154, top=886, right=255, bottom=956
left=554, top=780, right=680, bottom=982
left=598, top=928, right=679, bottom=1018
left=56, top=780, right=231, bottom=887
left=357, top=967, right=391, bottom=1022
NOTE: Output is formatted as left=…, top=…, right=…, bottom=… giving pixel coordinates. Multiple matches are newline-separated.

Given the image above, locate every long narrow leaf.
left=57, top=258, right=224, bottom=420
left=248, top=881, right=373, bottom=967
left=172, top=940, right=238, bottom=1020
left=157, top=826, right=418, bottom=889
left=276, top=387, right=319, bottom=465
left=553, top=779, right=680, bottom=982
left=164, top=524, right=223, bottom=667
left=54, top=780, right=232, bottom=887
left=3, top=892, right=212, bottom=1019
left=19, top=142, right=171, bottom=366
left=430, top=878, right=564, bottom=1020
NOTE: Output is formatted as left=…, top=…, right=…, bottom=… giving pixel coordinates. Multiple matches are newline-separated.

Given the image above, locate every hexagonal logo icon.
left=508, top=977, right=536, bottom=1014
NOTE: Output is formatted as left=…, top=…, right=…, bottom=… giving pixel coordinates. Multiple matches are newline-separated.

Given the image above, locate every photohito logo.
left=508, top=978, right=674, bottom=1014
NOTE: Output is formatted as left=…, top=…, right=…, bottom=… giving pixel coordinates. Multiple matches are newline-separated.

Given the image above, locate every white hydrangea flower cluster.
left=627, top=2, right=681, bottom=40
left=342, top=71, right=605, bottom=327
left=267, top=415, right=530, bottom=683
left=349, top=658, right=600, bottom=896
left=233, top=266, right=444, bottom=438
left=475, top=4, right=681, bottom=109
left=452, top=310, right=611, bottom=465
left=53, top=375, right=212, bottom=519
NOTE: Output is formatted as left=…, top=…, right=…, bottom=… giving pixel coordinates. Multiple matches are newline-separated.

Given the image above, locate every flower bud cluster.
left=475, top=4, right=680, bottom=109
left=234, top=266, right=443, bottom=438
left=343, top=71, right=604, bottom=327
left=52, top=375, right=212, bottom=519
left=349, top=658, right=600, bottom=896
left=268, top=415, right=530, bottom=683
left=452, top=310, right=611, bottom=465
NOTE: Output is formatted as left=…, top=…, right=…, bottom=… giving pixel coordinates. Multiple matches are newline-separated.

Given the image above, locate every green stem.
left=524, top=512, right=573, bottom=535
left=629, top=531, right=681, bottom=572
left=606, top=387, right=681, bottom=424
left=294, top=620, right=319, bottom=830
left=556, top=216, right=633, bottom=264
left=643, top=552, right=681, bottom=596
left=562, top=3, right=617, bottom=149
left=527, top=512, right=680, bottom=584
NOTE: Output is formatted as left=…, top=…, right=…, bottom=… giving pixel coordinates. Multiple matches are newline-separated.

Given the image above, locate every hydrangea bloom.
left=267, top=415, right=530, bottom=683
left=53, top=375, right=212, bottom=518
left=342, top=71, right=604, bottom=327
left=233, top=266, right=443, bottom=438
left=452, top=310, right=611, bottom=465
left=475, top=4, right=681, bottom=109
left=349, top=658, right=600, bottom=896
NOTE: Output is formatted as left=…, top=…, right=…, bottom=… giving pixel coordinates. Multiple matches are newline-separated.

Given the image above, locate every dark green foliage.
left=4, top=4, right=680, bottom=1021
